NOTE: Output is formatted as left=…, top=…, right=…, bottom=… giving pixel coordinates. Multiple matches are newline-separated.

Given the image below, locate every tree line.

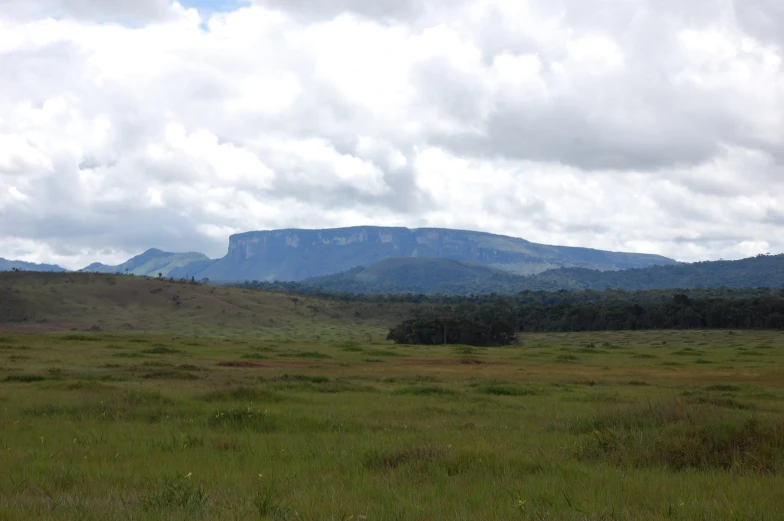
left=386, top=292, right=784, bottom=346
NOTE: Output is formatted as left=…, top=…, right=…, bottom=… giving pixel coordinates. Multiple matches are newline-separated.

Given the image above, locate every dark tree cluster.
left=510, top=295, right=784, bottom=332
left=386, top=293, right=784, bottom=343
left=387, top=315, right=516, bottom=347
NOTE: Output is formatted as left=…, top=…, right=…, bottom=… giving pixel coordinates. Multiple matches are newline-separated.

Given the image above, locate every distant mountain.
left=303, top=257, right=502, bottom=294
left=517, top=254, right=784, bottom=292
left=196, top=226, right=675, bottom=282
left=295, top=253, right=784, bottom=295
left=0, top=258, right=67, bottom=272
left=81, top=249, right=215, bottom=278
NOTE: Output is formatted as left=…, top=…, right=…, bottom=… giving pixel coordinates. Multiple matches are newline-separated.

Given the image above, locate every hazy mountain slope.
left=303, top=258, right=501, bottom=294
left=81, top=249, right=213, bottom=278
left=298, top=253, right=784, bottom=294
left=197, top=226, right=675, bottom=282
left=0, top=258, right=67, bottom=272
left=519, top=254, right=784, bottom=291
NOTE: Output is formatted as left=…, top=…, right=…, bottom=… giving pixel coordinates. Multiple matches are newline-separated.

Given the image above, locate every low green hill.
left=0, top=272, right=408, bottom=341
left=303, top=257, right=500, bottom=294
left=292, top=253, right=784, bottom=295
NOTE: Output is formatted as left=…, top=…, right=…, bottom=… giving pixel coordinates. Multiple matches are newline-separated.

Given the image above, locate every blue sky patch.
left=179, top=0, right=248, bottom=13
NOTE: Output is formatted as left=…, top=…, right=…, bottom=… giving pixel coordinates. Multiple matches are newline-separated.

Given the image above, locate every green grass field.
left=1, top=327, right=783, bottom=520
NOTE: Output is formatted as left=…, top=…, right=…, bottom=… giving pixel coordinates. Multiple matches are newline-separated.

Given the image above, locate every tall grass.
left=1, top=329, right=784, bottom=520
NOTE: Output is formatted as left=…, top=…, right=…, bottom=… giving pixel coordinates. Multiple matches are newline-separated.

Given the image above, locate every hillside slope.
left=0, top=272, right=409, bottom=340
left=293, top=253, right=784, bottom=294
left=197, top=226, right=675, bottom=281
left=304, top=258, right=500, bottom=294
left=515, top=254, right=784, bottom=292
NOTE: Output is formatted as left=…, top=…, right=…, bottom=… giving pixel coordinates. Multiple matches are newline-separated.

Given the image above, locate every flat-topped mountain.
left=196, top=226, right=676, bottom=282
left=2, top=226, right=677, bottom=283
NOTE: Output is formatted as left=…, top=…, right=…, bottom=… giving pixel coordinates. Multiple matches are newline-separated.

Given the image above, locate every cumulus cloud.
left=0, top=0, right=782, bottom=269
left=0, top=0, right=175, bottom=22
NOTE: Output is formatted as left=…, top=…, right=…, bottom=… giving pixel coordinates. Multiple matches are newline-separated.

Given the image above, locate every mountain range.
left=82, top=249, right=212, bottom=278
left=0, top=258, right=67, bottom=273
left=7, top=226, right=782, bottom=294
left=287, top=253, right=784, bottom=295
left=0, top=226, right=676, bottom=282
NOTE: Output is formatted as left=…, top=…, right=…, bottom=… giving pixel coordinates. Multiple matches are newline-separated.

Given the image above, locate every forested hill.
left=239, top=253, right=784, bottom=295
left=516, top=254, right=784, bottom=292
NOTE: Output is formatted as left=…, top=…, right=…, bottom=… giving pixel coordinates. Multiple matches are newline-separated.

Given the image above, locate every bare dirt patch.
left=217, top=360, right=334, bottom=368
left=395, top=358, right=495, bottom=366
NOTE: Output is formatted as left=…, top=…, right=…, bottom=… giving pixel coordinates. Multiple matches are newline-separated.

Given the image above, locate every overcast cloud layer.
left=0, top=0, right=782, bottom=269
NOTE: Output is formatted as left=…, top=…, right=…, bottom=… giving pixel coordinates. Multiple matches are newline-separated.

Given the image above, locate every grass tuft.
left=393, top=385, right=456, bottom=396
left=141, top=346, right=182, bottom=355
left=574, top=400, right=784, bottom=473
left=482, top=384, right=540, bottom=396
left=199, top=386, right=285, bottom=402
left=207, top=406, right=278, bottom=432
left=362, top=444, right=448, bottom=470
left=140, top=475, right=209, bottom=512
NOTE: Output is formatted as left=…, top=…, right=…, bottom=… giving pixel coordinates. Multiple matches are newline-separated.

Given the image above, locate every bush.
left=387, top=315, right=516, bottom=347
left=4, top=375, right=46, bottom=383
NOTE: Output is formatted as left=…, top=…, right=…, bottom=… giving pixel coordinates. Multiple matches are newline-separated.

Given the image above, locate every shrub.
left=142, top=346, right=182, bottom=355
left=4, top=375, right=46, bottom=383
left=392, top=385, right=456, bottom=396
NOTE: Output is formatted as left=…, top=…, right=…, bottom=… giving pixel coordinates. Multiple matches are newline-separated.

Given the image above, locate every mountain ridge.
left=0, top=258, right=67, bottom=273
left=80, top=249, right=213, bottom=278
left=288, top=253, right=784, bottom=295
left=197, top=226, right=676, bottom=281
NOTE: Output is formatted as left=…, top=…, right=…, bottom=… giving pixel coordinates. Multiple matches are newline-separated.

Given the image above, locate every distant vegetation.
left=238, top=253, right=784, bottom=295
left=388, top=291, right=784, bottom=344
left=3, top=272, right=784, bottom=351
left=387, top=315, right=516, bottom=347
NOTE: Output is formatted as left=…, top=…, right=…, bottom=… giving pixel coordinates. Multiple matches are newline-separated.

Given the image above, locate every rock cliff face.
left=197, top=226, right=676, bottom=282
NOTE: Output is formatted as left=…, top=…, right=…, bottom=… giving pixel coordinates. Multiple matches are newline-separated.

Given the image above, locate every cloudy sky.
left=0, top=0, right=782, bottom=269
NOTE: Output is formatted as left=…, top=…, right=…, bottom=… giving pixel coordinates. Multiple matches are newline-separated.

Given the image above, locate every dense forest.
left=385, top=291, right=784, bottom=345
left=235, top=253, right=784, bottom=295
left=231, top=256, right=784, bottom=346
left=230, top=275, right=784, bottom=345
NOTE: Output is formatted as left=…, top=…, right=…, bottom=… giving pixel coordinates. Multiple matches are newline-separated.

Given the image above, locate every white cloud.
left=0, top=0, right=782, bottom=270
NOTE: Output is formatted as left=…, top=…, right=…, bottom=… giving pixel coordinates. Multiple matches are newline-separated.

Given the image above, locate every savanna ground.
left=1, top=273, right=783, bottom=519
left=2, top=326, right=784, bottom=521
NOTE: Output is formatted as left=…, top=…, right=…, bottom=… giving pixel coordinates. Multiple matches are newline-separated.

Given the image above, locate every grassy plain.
left=1, top=328, right=783, bottom=520
left=1, top=273, right=783, bottom=520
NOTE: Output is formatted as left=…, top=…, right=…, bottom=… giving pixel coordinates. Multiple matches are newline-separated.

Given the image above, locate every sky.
left=0, top=0, right=782, bottom=269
